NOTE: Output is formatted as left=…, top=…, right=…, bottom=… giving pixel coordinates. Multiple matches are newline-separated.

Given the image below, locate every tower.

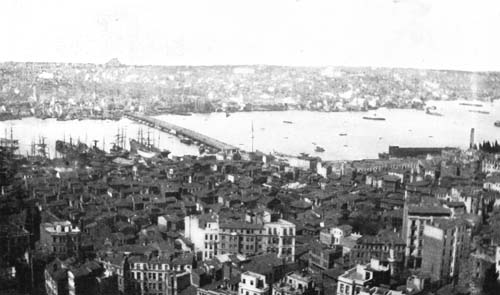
left=470, top=128, right=475, bottom=149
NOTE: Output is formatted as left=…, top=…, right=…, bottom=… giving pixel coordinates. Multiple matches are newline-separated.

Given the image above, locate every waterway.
left=1, top=100, right=499, bottom=160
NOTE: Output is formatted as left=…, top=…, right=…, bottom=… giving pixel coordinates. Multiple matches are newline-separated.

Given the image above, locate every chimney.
left=470, top=128, right=475, bottom=149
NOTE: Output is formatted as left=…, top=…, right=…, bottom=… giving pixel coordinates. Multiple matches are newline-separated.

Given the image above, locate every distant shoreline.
left=0, top=100, right=494, bottom=122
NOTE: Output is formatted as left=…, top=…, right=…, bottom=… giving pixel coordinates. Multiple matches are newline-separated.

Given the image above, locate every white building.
left=263, top=219, right=296, bottom=262
left=337, top=260, right=389, bottom=295
left=272, top=272, right=315, bottom=295
left=184, top=215, right=219, bottom=260
left=421, top=219, right=468, bottom=283
left=319, top=225, right=353, bottom=246
left=484, top=174, right=500, bottom=192
left=239, top=271, right=269, bottom=295
left=186, top=215, right=296, bottom=262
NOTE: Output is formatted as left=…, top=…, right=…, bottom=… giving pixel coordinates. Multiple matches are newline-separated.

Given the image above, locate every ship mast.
left=122, top=127, right=126, bottom=150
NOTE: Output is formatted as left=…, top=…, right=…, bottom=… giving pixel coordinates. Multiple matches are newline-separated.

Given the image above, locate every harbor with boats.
left=1, top=99, right=500, bottom=161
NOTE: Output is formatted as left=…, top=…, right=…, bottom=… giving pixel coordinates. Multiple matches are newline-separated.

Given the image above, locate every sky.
left=1, top=0, right=500, bottom=71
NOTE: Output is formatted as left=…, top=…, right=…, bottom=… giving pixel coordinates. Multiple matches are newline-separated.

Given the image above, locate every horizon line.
left=0, top=59, right=498, bottom=74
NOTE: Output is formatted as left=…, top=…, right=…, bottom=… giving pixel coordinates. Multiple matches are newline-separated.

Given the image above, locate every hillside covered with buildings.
left=1, top=61, right=500, bottom=120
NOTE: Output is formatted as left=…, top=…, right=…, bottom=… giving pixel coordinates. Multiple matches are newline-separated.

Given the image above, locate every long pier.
left=124, top=113, right=239, bottom=153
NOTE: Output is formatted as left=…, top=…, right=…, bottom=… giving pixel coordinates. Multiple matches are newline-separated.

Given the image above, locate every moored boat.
left=315, top=146, right=325, bottom=152
left=426, top=108, right=443, bottom=116
left=362, top=115, right=385, bottom=121
left=469, top=110, right=490, bottom=114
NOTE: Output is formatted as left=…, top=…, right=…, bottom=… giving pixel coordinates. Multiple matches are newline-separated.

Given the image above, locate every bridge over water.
left=124, top=113, right=239, bottom=153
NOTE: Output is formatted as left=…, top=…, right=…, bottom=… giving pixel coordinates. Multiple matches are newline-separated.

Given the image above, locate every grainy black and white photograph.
left=1, top=0, right=500, bottom=294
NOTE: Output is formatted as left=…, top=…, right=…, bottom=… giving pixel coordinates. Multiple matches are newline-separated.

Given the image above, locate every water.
left=1, top=100, right=500, bottom=160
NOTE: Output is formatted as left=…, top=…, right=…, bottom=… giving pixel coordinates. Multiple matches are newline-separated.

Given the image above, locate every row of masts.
left=1, top=127, right=18, bottom=151
left=115, top=127, right=127, bottom=150
left=28, top=136, right=48, bottom=158
left=136, top=127, right=159, bottom=149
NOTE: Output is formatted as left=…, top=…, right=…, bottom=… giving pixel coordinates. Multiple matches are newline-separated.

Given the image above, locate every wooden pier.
left=124, top=113, right=239, bottom=153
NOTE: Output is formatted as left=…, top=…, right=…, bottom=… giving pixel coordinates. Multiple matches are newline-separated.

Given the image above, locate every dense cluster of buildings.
left=2, top=129, right=500, bottom=295
left=2, top=62, right=500, bottom=120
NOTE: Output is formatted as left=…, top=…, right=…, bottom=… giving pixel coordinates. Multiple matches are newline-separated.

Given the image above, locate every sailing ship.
left=129, top=128, right=169, bottom=158
left=1, top=127, right=19, bottom=156
left=109, top=128, right=129, bottom=157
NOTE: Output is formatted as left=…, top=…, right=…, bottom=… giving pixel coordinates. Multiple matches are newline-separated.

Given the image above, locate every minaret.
left=470, top=128, right=475, bottom=149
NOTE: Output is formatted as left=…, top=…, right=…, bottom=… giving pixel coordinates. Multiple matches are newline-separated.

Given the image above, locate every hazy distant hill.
left=1, top=62, right=499, bottom=113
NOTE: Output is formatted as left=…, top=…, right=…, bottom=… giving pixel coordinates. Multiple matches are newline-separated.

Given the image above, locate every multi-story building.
left=239, top=271, right=270, bottom=295
left=40, top=221, right=81, bottom=258
left=99, top=254, right=130, bottom=294
left=421, top=218, right=469, bottom=284
left=336, top=264, right=373, bottom=295
left=350, top=230, right=405, bottom=274
left=128, top=255, right=191, bottom=295
left=319, top=225, right=352, bottom=246
left=67, top=261, right=107, bottom=295
left=402, top=203, right=451, bottom=268
left=308, top=241, right=343, bottom=271
left=45, top=259, right=69, bottom=295
left=263, top=220, right=295, bottom=262
left=336, top=260, right=390, bottom=295
left=186, top=215, right=296, bottom=262
left=272, top=272, right=316, bottom=295
left=45, top=258, right=112, bottom=295
left=483, top=173, right=500, bottom=192
left=184, top=215, right=219, bottom=261
left=481, top=156, right=500, bottom=174
left=219, top=221, right=264, bottom=257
